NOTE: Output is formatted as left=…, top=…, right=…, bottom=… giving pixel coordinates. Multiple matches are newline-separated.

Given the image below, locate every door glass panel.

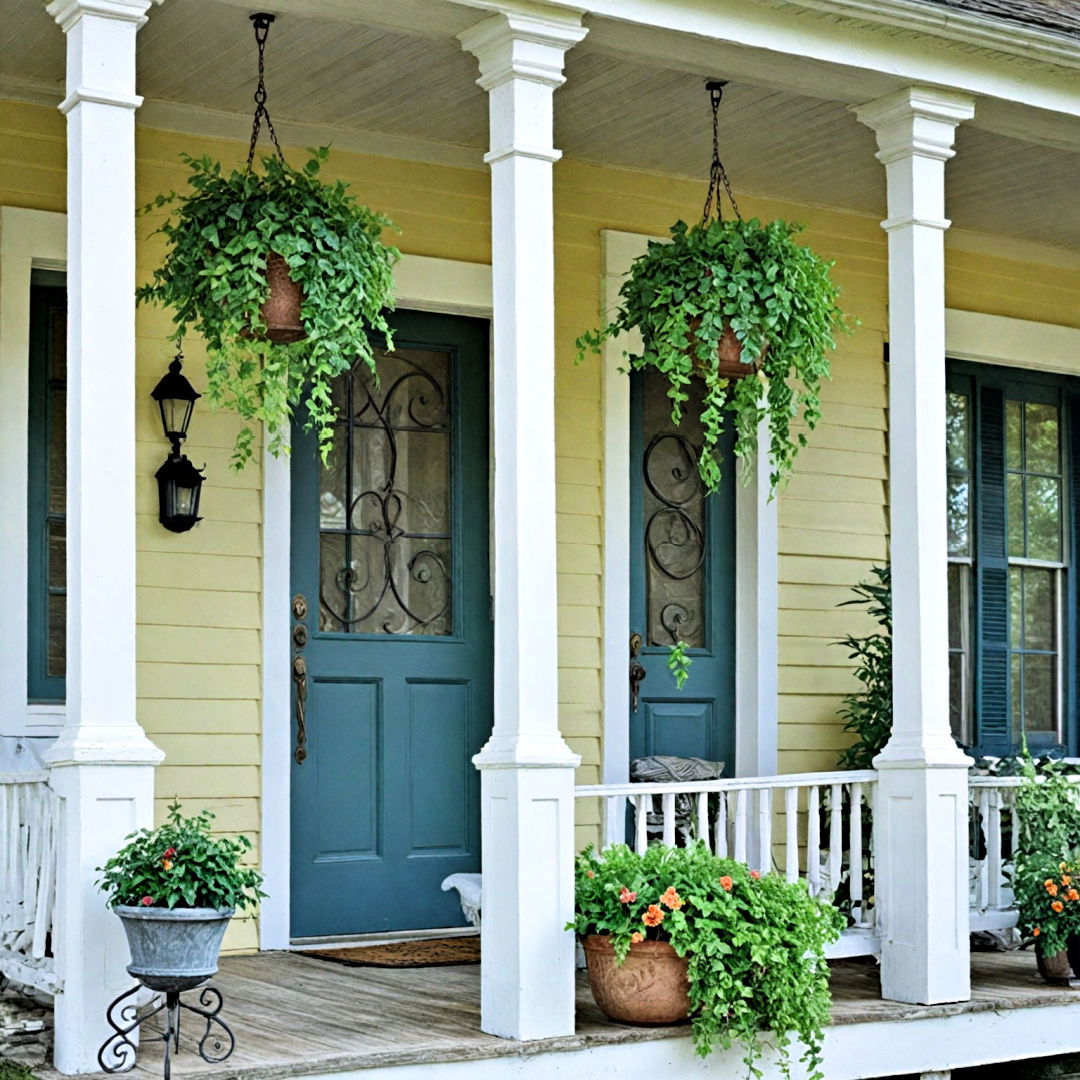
left=641, top=372, right=707, bottom=649
left=318, top=347, right=453, bottom=636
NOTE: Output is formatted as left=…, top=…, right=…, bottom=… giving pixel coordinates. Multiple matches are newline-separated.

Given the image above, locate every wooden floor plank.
left=42, top=949, right=1080, bottom=1080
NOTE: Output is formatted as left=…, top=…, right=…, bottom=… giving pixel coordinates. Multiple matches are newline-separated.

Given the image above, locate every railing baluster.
left=634, top=794, right=648, bottom=853
left=784, top=787, right=799, bottom=883
left=828, top=783, right=843, bottom=896
left=662, top=792, right=676, bottom=847
left=734, top=789, right=748, bottom=863
left=807, top=785, right=821, bottom=897
left=715, top=792, right=728, bottom=858
left=696, top=791, right=710, bottom=850
left=987, top=788, right=1003, bottom=911
left=849, top=782, right=864, bottom=925
left=757, top=788, right=772, bottom=873
left=977, top=788, right=991, bottom=911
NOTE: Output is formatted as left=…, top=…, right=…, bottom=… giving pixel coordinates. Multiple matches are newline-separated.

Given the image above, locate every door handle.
left=293, top=655, right=308, bottom=764
left=629, top=632, right=646, bottom=713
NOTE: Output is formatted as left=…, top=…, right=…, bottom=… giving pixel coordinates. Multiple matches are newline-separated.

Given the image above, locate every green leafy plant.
left=137, top=147, right=399, bottom=468
left=577, top=217, right=851, bottom=495
left=570, top=843, right=842, bottom=1078
left=1012, top=751, right=1080, bottom=955
left=667, top=639, right=692, bottom=689
left=835, top=565, right=892, bottom=770
left=97, top=801, right=265, bottom=912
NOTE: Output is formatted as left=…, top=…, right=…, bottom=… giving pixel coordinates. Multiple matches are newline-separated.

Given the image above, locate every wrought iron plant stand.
left=98, top=971, right=235, bottom=1080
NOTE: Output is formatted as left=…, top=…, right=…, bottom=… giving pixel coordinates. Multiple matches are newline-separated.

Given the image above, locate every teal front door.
left=629, top=370, right=736, bottom=768
left=290, top=310, right=492, bottom=939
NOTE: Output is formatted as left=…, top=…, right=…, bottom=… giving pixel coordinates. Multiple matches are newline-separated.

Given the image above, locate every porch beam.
left=44, top=0, right=164, bottom=1072
left=856, top=86, right=975, bottom=1007
left=460, top=9, right=585, bottom=1041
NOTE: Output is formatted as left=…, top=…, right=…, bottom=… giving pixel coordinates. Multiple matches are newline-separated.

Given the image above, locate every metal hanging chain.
left=246, top=13, right=286, bottom=171
left=701, top=80, right=742, bottom=224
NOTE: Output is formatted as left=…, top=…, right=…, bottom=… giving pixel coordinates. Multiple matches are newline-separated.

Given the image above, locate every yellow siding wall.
left=5, top=95, right=1080, bottom=935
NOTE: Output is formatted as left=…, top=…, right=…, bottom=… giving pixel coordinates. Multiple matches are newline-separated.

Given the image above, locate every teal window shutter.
left=974, top=383, right=1011, bottom=755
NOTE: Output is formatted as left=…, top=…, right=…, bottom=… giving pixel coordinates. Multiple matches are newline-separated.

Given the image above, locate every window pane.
left=47, top=593, right=65, bottom=679
left=1023, top=568, right=1056, bottom=652
left=946, top=392, right=969, bottom=472
left=949, top=653, right=967, bottom=744
left=1025, top=402, right=1060, bottom=475
left=948, top=564, right=968, bottom=649
left=1023, top=654, right=1057, bottom=734
left=1007, top=399, right=1023, bottom=471
left=1027, top=476, right=1062, bottom=562
left=1008, top=473, right=1025, bottom=557
left=947, top=478, right=970, bottom=556
left=48, top=521, right=65, bottom=591
left=1011, top=652, right=1023, bottom=745
left=48, top=387, right=65, bottom=515
left=1009, top=566, right=1022, bottom=649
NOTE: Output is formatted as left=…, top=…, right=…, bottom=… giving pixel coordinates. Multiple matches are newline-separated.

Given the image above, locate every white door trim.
left=599, top=229, right=778, bottom=813
left=0, top=207, right=67, bottom=739
left=259, top=253, right=494, bottom=950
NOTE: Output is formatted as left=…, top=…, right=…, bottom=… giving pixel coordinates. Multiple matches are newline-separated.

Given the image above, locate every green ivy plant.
left=97, top=801, right=265, bottom=912
left=577, top=217, right=851, bottom=495
left=570, top=843, right=843, bottom=1079
left=835, top=565, right=892, bottom=770
left=137, top=147, right=399, bottom=468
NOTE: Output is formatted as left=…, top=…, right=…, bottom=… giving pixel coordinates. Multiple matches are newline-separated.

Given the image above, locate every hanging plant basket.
left=686, top=316, right=765, bottom=381
left=136, top=13, right=399, bottom=469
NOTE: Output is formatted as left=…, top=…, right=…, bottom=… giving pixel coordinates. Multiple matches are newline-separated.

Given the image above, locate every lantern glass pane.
left=160, top=397, right=194, bottom=439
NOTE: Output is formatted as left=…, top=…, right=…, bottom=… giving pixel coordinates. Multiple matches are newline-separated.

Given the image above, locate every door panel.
left=629, top=371, right=735, bottom=769
left=290, top=310, right=491, bottom=938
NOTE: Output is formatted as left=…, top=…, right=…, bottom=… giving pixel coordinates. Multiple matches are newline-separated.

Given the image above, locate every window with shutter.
left=947, top=361, right=1075, bottom=756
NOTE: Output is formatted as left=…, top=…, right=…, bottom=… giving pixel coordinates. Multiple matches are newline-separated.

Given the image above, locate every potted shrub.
left=97, top=802, right=265, bottom=992
left=576, top=216, right=851, bottom=496
left=137, top=147, right=399, bottom=468
left=570, top=842, right=843, bottom=1079
left=1012, top=753, right=1080, bottom=985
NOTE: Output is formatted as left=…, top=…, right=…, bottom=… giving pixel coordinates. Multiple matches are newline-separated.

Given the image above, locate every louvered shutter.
left=975, top=384, right=1011, bottom=754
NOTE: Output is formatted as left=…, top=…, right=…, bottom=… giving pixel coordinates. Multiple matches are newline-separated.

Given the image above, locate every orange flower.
left=630, top=932, right=644, bottom=944
left=1047, top=882, right=1059, bottom=897
left=1046, top=879, right=1056, bottom=888
left=1064, top=875, right=1073, bottom=887
left=162, top=859, right=173, bottom=872
left=642, top=904, right=665, bottom=927
left=750, top=870, right=761, bottom=880
left=1063, top=863, right=1070, bottom=872
left=719, top=876, right=733, bottom=892
left=660, top=887, right=684, bottom=910
left=586, top=870, right=595, bottom=879
left=619, top=886, right=637, bottom=905
left=1052, top=900, right=1064, bottom=913
left=1034, top=927, right=1041, bottom=937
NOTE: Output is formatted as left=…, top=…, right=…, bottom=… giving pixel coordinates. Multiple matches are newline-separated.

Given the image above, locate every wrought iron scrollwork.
left=320, top=351, right=453, bottom=635
left=98, top=983, right=235, bottom=1080
left=642, top=430, right=707, bottom=647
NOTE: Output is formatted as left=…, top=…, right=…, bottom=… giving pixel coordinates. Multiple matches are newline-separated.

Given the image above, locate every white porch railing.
left=575, top=770, right=879, bottom=959
left=0, top=745, right=60, bottom=996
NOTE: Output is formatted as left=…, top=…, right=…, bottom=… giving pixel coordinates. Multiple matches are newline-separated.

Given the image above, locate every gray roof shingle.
left=920, top=0, right=1080, bottom=38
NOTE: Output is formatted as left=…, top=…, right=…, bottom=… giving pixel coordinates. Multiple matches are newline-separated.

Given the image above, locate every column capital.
left=46, top=0, right=161, bottom=33
left=459, top=11, right=587, bottom=92
left=854, top=86, right=976, bottom=165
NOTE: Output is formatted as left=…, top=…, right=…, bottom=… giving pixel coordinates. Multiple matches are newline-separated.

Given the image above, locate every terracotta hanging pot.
left=582, top=934, right=691, bottom=1025
left=687, top=316, right=765, bottom=381
left=1036, top=937, right=1080, bottom=987
left=253, top=252, right=305, bottom=343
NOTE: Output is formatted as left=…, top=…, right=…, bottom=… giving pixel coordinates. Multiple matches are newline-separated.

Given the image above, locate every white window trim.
left=946, top=309, right=1080, bottom=375
left=259, top=253, right=494, bottom=950
left=599, top=230, right=778, bottom=814
left=0, top=207, right=67, bottom=739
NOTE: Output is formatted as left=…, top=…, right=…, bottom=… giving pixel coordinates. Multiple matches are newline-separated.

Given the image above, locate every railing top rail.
left=575, top=769, right=878, bottom=798
left=0, top=770, right=49, bottom=785
left=970, top=773, right=1080, bottom=788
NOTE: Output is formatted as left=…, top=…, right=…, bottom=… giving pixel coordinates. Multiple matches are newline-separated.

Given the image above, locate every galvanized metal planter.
left=114, top=906, right=234, bottom=993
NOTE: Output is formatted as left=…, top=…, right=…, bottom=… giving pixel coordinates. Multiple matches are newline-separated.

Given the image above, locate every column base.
left=477, top=758, right=579, bottom=1041
left=875, top=760, right=971, bottom=1005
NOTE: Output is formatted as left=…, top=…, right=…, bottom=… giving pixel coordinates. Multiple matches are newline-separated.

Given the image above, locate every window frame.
left=947, top=359, right=1079, bottom=757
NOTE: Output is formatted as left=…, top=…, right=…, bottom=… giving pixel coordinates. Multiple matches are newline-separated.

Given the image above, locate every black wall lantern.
left=151, top=354, right=205, bottom=533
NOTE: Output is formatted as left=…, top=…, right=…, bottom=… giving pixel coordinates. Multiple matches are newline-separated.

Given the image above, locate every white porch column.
left=45, top=1, right=164, bottom=1072
left=856, top=87, right=975, bottom=1005
left=459, top=11, right=585, bottom=1041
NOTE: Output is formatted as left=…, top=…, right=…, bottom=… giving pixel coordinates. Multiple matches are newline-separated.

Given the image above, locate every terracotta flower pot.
left=255, top=252, right=305, bottom=343
left=687, top=316, right=764, bottom=380
left=1036, top=937, right=1080, bottom=987
left=582, top=934, right=691, bottom=1025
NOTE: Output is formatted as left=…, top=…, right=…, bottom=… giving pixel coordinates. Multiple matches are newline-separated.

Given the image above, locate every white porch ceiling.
left=1, top=0, right=1078, bottom=251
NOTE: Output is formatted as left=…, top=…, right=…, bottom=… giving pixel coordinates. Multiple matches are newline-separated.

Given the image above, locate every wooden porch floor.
left=50, top=950, right=1080, bottom=1080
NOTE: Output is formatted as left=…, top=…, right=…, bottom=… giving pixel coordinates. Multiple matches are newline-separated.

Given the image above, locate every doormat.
left=300, top=936, right=481, bottom=969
